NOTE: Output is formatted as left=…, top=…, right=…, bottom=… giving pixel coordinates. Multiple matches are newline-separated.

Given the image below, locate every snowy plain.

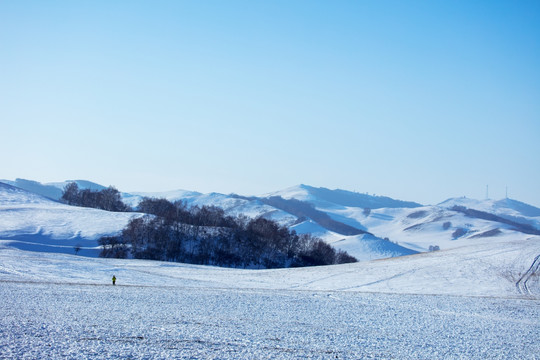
left=1, top=239, right=539, bottom=359
left=1, top=180, right=539, bottom=358
left=2, top=280, right=538, bottom=359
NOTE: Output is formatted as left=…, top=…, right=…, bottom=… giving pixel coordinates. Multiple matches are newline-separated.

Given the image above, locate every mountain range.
left=1, top=178, right=539, bottom=262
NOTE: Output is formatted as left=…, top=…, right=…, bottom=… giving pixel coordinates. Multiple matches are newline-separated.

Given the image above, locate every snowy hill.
left=2, top=178, right=539, bottom=262
left=266, top=184, right=422, bottom=209
left=0, top=182, right=141, bottom=256
left=121, top=189, right=202, bottom=208
left=1, top=242, right=538, bottom=360
left=0, top=178, right=108, bottom=201
left=0, top=232, right=538, bottom=298
left=111, top=185, right=414, bottom=260
left=439, top=197, right=540, bottom=231
left=258, top=185, right=540, bottom=257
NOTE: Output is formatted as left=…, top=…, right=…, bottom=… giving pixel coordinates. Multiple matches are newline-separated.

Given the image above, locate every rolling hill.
left=0, top=182, right=141, bottom=256
left=1, top=178, right=539, bottom=263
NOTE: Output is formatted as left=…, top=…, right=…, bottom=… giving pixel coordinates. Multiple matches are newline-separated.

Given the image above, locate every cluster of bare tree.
left=61, top=182, right=130, bottom=212
left=99, top=198, right=357, bottom=268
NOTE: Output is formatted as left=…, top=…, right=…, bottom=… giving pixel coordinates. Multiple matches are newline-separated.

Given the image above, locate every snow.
left=264, top=184, right=312, bottom=199
left=0, top=241, right=539, bottom=359
left=3, top=233, right=538, bottom=297
left=0, top=178, right=109, bottom=201
left=0, top=182, right=141, bottom=256
left=120, top=189, right=298, bottom=228
left=1, top=181, right=540, bottom=358
left=317, top=204, right=536, bottom=254
left=2, top=281, right=538, bottom=359
left=265, top=184, right=421, bottom=209
left=4, top=178, right=537, bottom=259
left=261, top=185, right=540, bottom=258
left=439, top=197, right=540, bottom=230
left=121, top=189, right=203, bottom=208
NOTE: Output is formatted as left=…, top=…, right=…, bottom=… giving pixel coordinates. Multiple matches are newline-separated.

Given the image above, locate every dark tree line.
left=99, top=197, right=358, bottom=268
left=61, top=182, right=131, bottom=212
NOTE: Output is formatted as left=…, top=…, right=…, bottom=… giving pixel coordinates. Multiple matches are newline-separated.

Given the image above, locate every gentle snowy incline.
left=439, top=197, right=540, bottom=231
left=0, top=183, right=141, bottom=255
left=1, top=239, right=539, bottom=359
left=4, top=178, right=539, bottom=262
left=1, top=235, right=538, bottom=298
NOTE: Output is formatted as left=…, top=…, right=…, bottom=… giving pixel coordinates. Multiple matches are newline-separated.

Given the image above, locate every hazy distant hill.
left=0, top=178, right=106, bottom=201
left=266, top=184, right=422, bottom=209
left=2, top=178, right=539, bottom=261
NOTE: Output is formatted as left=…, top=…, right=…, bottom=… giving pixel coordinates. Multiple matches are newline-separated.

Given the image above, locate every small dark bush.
left=452, top=228, right=467, bottom=239
left=407, top=210, right=427, bottom=219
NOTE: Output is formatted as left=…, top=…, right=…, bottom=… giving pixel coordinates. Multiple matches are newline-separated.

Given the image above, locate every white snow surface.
left=1, top=181, right=540, bottom=358
left=121, top=189, right=203, bottom=208
left=0, top=183, right=141, bottom=256
left=439, top=197, right=540, bottom=230
left=326, top=205, right=534, bottom=253
left=264, top=184, right=313, bottom=201
left=4, top=179, right=539, bottom=261
left=120, top=189, right=298, bottom=228
left=1, top=240, right=539, bottom=359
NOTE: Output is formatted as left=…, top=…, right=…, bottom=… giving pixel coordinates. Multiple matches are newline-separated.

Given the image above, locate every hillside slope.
left=0, top=235, right=538, bottom=298
left=0, top=182, right=140, bottom=256
left=2, top=179, right=539, bottom=262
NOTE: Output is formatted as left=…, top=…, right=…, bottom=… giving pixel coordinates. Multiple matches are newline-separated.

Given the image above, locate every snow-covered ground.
left=1, top=235, right=538, bottom=298
left=1, top=242, right=539, bottom=359
left=0, top=182, right=141, bottom=256
left=2, top=281, right=538, bottom=360
left=4, top=178, right=539, bottom=262
left=327, top=204, right=535, bottom=253
left=1, top=180, right=539, bottom=358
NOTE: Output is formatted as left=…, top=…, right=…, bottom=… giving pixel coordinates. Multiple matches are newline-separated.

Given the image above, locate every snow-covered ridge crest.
left=439, top=196, right=540, bottom=231
left=1, top=178, right=540, bottom=261
left=0, top=181, right=55, bottom=205
left=0, top=181, right=141, bottom=256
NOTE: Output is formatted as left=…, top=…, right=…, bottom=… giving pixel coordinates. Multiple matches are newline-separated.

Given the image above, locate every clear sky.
left=1, top=1, right=539, bottom=206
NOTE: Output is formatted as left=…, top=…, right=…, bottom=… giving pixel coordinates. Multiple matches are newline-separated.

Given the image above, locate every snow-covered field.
left=1, top=180, right=539, bottom=358
left=2, top=281, right=538, bottom=359
left=1, top=240, right=539, bottom=359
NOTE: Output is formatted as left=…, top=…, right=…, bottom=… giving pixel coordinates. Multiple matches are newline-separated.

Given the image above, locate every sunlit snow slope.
left=267, top=185, right=540, bottom=254
left=0, top=183, right=140, bottom=256
left=2, top=179, right=539, bottom=263
left=1, top=180, right=539, bottom=299
left=0, top=237, right=538, bottom=298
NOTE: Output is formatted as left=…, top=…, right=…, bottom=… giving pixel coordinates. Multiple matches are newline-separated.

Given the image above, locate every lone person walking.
left=112, top=275, right=116, bottom=285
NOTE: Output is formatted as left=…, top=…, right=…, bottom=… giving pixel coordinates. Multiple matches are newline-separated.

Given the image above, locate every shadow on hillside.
left=1, top=233, right=100, bottom=257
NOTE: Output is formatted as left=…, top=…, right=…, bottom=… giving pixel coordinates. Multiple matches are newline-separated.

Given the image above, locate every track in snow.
left=516, top=254, right=540, bottom=296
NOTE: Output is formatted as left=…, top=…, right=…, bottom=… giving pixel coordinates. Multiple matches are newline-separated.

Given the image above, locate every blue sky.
left=1, top=1, right=539, bottom=206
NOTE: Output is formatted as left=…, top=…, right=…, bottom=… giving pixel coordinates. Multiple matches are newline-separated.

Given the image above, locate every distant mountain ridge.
left=1, top=178, right=539, bottom=260
left=0, top=178, right=106, bottom=201
left=272, top=184, right=422, bottom=209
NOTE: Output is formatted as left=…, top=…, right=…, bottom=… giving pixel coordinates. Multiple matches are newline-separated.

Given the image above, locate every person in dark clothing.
left=112, top=275, right=116, bottom=285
